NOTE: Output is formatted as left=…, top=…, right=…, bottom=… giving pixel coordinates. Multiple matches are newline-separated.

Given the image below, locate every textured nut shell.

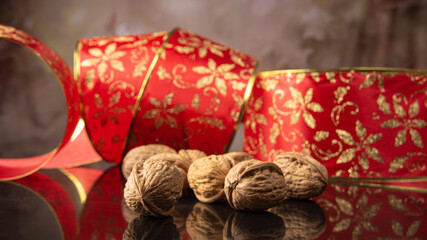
left=224, top=159, right=287, bottom=211
left=186, top=202, right=233, bottom=240
left=269, top=199, right=326, bottom=239
left=223, top=152, right=254, bottom=166
left=187, top=155, right=231, bottom=203
left=122, top=144, right=177, bottom=179
left=123, top=215, right=179, bottom=240
left=121, top=199, right=139, bottom=223
left=178, top=149, right=207, bottom=162
left=223, top=211, right=285, bottom=240
left=145, top=153, right=192, bottom=189
left=124, top=159, right=183, bottom=217
left=274, top=152, right=328, bottom=199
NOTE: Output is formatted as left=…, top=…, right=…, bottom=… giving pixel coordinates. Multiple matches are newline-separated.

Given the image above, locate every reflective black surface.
left=0, top=165, right=426, bottom=240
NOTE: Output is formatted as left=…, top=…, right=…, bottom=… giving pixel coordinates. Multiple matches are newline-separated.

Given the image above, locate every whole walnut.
left=187, top=155, right=232, bottom=203
left=186, top=202, right=233, bottom=240
left=224, top=159, right=287, bottom=211
left=223, top=211, right=286, bottom=240
left=123, top=215, right=180, bottom=240
left=145, top=153, right=192, bottom=190
left=223, top=152, right=254, bottom=165
left=269, top=199, right=326, bottom=240
left=121, top=199, right=139, bottom=223
left=178, top=149, right=207, bottom=162
left=121, top=144, right=177, bottom=179
left=124, top=159, right=183, bottom=217
left=274, top=152, right=328, bottom=199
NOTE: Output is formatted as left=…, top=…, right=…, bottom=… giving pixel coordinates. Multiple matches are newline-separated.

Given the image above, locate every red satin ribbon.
left=0, top=25, right=99, bottom=180
left=244, top=69, right=427, bottom=179
left=0, top=25, right=256, bottom=180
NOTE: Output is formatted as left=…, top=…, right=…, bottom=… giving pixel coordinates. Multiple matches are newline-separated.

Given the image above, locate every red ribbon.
left=0, top=25, right=256, bottom=180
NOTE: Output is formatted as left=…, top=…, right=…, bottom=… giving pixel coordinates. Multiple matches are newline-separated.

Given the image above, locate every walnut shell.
left=178, top=149, right=207, bottom=162
left=123, top=215, right=179, bottom=240
left=122, top=144, right=177, bottom=179
left=223, top=211, right=285, bottom=240
left=269, top=199, right=326, bottom=239
left=124, top=159, right=183, bottom=217
left=145, top=153, right=192, bottom=190
left=187, top=155, right=232, bottom=203
left=186, top=202, right=233, bottom=240
left=121, top=199, right=139, bottom=223
left=274, top=152, right=328, bottom=199
left=224, top=159, right=287, bottom=211
left=223, top=152, right=254, bottom=165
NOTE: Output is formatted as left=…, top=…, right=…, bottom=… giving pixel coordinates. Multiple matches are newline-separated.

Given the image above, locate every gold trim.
left=121, top=28, right=178, bottom=158
left=5, top=181, right=65, bottom=239
left=0, top=150, right=59, bottom=181
left=226, top=61, right=259, bottom=152
left=59, top=169, right=87, bottom=204
left=329, top=176, right=427, bottom=183
left=331, top=181, right=427, bottom=194
left=73, top=41, right=104, bottom=162
left=257, top=67, right=427, bottom=78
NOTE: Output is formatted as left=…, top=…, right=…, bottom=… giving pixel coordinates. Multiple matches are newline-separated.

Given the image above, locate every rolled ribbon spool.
left=76, top=28, right=257, bottom=163
left=244, top=69, right=427, bottom=180
left=0, top=25, right=257, bottom=180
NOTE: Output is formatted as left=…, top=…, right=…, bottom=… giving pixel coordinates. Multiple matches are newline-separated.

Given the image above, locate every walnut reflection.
left=122, top=215, right=179, bottom=240
left=269, top=199, right=326, bottom=240
left=186, top=202, right=234, bottom=240
left=223, top=211, right=286, bottom=240
left=172, top=195, right=197, bottom=235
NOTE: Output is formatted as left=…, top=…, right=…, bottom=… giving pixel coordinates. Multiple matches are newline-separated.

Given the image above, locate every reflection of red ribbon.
left=0, top=25, right=256, bottom=180
left=244, top=70, right=427, bottom=179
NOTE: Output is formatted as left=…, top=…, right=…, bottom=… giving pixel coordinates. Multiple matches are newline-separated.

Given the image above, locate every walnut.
left=121, top=144, right=177, bottom=179
left=224, top=159, right=287, bottom=211
left=178, top=149, right=207, bottom=162
left=187, top=155, right=232, bottom=203
left=145, top=153, right=192, bottom=190
left=269, top=199, right=326, bottom=239
left=223, top=152, right=254, bottom=165
left=274, top=152, right=328, bottom=199
left=123, top=215, right=180, bottom=240
left=124, top=159, right=183, bottom=217
left=186, top=202, right=233, bottom=240
left=223, top=211, right=286, bottom=240
left=121, top=199, right=139, bottom=223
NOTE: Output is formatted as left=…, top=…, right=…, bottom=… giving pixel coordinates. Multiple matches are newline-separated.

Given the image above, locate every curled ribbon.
left=0, top=25, right=257, bottom=180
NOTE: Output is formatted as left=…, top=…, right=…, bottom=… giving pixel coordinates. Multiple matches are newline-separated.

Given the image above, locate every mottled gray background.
left=1, top=0, right=426, bottom=159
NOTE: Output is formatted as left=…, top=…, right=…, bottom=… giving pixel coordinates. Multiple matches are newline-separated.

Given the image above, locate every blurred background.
left=0, top=0, right=426, bottom=158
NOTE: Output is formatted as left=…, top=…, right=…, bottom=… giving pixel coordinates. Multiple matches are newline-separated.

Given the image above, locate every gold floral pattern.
left=142, top=93, right=187, bottom=129
left=336, top=120, right=383, bottom=173
left=377, top=220, right=421, bottom=240
left=245, top=70, right=427, bottom=178
left=192, top=58, right=239, bottom=96
left=381, top=97, right=426, bottom=148
left=93, top=93, right=127, bottom=126
left=282, top=87, right=324, bottom=129
left=332, top=193, right=382, bottom=240
left=245, top=96, right=268, bottom=133
left=81, top=43, right=126, bottom=82
left=176, top=30, right=228, bottom=58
